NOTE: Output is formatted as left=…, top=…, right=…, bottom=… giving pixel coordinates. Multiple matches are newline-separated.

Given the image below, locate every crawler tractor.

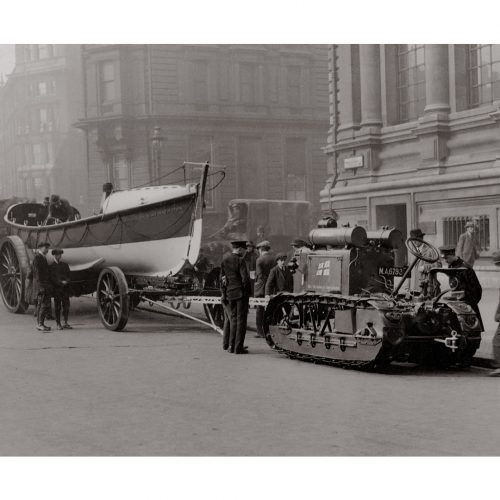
left=264, top=225, right=482, bottom=369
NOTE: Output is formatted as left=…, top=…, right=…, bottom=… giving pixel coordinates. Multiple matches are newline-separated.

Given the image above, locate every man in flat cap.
left=254, top=240, right=275, bottom=339
left=265, top=253, right=293, bottom=296
left=28, top=242, right=52, bottom=331
left=49, top=248, right=72, bottom=330
left=489, top=251, right=500, bottom=376
left=456, top=220, right=480, bottom=267
left=439, top=245, right=483, bottom=327
left=220, top=240, right=250, bottom=353
left=410, top=228, right=441, bottom=297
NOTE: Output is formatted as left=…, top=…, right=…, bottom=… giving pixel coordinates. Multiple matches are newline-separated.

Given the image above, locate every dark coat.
left=28, top=253, right=51, bottom=300
left=220, top=252, right=250, bottom=301
left=449, top=257, right=482, bottom=305
left=254, top=252, right=276, bottom=298
left=265, top=265, right=293, bottom=296
left=49, top=261, right=71, bottom=289
left=456, top=232, right=479, bottom=267
left=244, top=249, right=258, bottom=273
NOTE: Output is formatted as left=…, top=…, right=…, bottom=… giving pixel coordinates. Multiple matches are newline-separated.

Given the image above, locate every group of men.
left=40, top=194, right=77, bottom=224
left=220, top=239, right=297, bottom=354
left=27, top=242, right=72, bottom=332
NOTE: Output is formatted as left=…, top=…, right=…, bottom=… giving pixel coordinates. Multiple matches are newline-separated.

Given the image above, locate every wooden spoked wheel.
left=97, top=266, right=130, bottom=331
left=0, top=236, right=29, bottom=314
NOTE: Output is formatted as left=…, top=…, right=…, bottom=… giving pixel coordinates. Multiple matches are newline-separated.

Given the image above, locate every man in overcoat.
left=254, top=240, right=275, bottom=338
left=29, top=242, right=52, bottom=331
left=220, top=240, right=250, bottom=354
left=49, top=248, right=72, bottom=330
left=456, top=221, right=480, bottom=267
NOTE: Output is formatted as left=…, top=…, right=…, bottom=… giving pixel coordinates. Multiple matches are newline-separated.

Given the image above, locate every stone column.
left=424, top=44, right=450, bottom=114
left=360, top=44, right=382, bottom=128
left=337, top=44, right=355, bottom=133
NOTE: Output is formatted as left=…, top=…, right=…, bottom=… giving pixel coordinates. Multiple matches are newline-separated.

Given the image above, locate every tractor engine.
left=292, top=226, right=404, bottom=295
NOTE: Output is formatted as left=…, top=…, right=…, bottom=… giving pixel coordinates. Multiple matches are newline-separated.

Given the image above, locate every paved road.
left=0, top=297, right=499, bottom=456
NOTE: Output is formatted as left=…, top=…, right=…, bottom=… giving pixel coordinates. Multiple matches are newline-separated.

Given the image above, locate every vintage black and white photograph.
left=0, top=1, right=499, bottom=499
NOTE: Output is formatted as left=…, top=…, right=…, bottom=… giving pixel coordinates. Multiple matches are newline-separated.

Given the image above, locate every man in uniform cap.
left=254, top=240, right=275, bottom=338
left=28, top=242, right=52, bottom=331
left=220, top=240, right=250, bottom=353
left=49, top=248, right=72, bottom=330
left=489, top=250, right=500, bottom=376
left=456, top=220, right=480, bottom=267
left=439, top=244, right=483, bottom=327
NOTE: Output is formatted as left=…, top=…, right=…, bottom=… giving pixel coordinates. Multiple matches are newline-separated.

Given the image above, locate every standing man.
left=29, top=242, right=52, bottom=331
left=49, top=248, right=72, bottom=330
left=456, top=221, right=480, bottom=267
left=410, top=228, right=441, bottom=297
left=439, top=245, right=483, bottom=329
left=254, top=240, right=275, bottom=339
left=489, top=251, right=500, bottom=377
left=265, top=253, right=294, bottom=296
left=220, top=240, right=250, bottom=354
left=244, top=241, right=258, bottom=296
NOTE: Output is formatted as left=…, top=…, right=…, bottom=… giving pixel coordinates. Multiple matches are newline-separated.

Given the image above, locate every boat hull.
left=6, top=192, right=202, bottom=277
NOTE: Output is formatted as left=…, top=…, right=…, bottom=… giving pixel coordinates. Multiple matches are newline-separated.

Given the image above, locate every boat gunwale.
left=3, top=191, right=198, bottom=234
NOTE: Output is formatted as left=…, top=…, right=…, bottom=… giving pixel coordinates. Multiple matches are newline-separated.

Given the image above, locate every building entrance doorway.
left=376, top=203, right=408, bottom=266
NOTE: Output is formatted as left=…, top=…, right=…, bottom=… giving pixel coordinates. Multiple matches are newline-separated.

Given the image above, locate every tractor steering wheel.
left=405, top=238, right=440, bottom=263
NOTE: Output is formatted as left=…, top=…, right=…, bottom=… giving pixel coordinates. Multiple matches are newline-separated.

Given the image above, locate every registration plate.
left=378, top=266, right=408, bottom=277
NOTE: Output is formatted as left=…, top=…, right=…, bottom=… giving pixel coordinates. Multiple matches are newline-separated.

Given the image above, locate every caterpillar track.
left=264, top=293, right=408, bottom=370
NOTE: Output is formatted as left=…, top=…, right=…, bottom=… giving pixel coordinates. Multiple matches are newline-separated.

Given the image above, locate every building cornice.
left=320, top=166, right=500, bottom=200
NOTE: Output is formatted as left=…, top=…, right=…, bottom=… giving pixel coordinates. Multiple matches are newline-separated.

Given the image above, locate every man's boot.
left=62, top=314, right=72, bottom=329
left=38, top=307, right=51, bottom=332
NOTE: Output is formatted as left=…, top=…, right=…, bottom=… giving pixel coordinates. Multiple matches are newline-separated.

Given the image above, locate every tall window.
left=99, top=61, right=116, bottom=111
left=240, top=63, right=255, bottom=105
left=467, top=45, right=500, bottom=107
left=285, top=138, right=306, bottom=201
left=397, top=44, right=426, bottom=123
left=193, top=60, right=208, bottom=104
left=287, top=66, right=301, bottom=107
left=111, top=153, right=130, bottom=190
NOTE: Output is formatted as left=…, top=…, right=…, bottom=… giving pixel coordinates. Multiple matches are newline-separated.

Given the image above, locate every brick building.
left=322, top=45, right=500, bottom=281
left=75, top=44, right=329, bottom=231
left=0, top=44, right=86, bottom=208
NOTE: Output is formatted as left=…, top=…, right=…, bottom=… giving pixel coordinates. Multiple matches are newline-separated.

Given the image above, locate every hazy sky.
left=0, top=45, right=15, bottom=80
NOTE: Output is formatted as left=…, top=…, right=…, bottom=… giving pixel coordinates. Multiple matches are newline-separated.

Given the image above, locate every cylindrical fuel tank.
left=366, top=228, right=404, bottom=249
left=308, top=226, right=367, bottom=248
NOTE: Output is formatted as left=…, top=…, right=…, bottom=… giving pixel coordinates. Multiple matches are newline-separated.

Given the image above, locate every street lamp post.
left=150, top=126, right=165, bottom=186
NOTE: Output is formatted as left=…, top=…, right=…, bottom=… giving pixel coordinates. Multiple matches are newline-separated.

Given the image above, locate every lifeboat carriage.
left=0, top=163, right=227, bottom=331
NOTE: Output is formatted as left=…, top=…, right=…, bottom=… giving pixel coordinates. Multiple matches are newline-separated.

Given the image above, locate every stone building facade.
left=76, top=44, right=329, bottom=230
left=322, top=44, right=500, bottom=281
left=0, top=44, right=86, bottom=208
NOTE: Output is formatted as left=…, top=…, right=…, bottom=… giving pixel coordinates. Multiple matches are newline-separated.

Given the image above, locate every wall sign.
left=344, top=155, right=364, bottom=169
